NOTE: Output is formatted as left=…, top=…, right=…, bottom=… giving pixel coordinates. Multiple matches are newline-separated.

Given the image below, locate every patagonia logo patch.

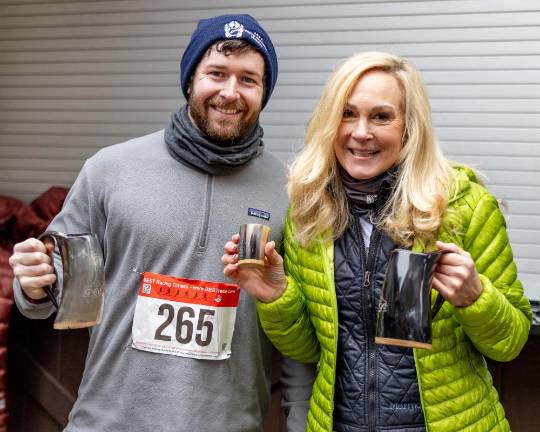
left=248, top=207, right=270, bottom=221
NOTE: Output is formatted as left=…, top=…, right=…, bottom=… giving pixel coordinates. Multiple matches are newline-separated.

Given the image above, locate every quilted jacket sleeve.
left=257, top=215, right=320, bottom=364
left=451, top=185, right=532, bottom=361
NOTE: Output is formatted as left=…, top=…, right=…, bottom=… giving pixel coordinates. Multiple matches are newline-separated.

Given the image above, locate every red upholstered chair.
left=0, top=187, right=68, bottom=431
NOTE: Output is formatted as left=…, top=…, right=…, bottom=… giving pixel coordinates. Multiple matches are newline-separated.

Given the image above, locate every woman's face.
left=333, top=70, right=405, bottom=180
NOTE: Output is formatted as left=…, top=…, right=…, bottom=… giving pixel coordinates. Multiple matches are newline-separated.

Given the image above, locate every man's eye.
left=242, top=76, right=257, bottom=85
left=209, top=71, right=225, bottom=78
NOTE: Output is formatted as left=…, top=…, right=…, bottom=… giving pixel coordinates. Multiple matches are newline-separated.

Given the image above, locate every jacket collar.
left=448, top=165, right=482, bottom=204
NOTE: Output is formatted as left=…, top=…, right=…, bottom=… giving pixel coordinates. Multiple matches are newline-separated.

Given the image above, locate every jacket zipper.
left=357, top=216, right=383, bottom=432
left=197, top=174, right=214, bottom=252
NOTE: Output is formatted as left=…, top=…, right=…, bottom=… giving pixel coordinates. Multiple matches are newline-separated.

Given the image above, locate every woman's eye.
left=373, top=112, right=392, bottom=122
left=342, top=109, right=355, bottom=119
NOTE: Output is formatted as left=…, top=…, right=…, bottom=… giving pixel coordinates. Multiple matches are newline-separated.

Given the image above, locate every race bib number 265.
left=132, top=272, right=240, bottom=360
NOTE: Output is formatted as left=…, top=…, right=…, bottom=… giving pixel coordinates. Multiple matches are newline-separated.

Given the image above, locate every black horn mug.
left=375, top=249, right=445, bottom=350
left=38, top=231, right=105, bottom=330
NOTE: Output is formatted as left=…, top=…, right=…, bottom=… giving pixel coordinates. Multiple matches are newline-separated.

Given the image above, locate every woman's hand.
left=222, top=234, right=287, bottom=303
left=432, top=241, right=483, bottom=307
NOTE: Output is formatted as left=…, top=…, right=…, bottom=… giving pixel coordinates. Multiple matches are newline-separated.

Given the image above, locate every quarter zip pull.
left=197, top=174, right=214, bottom=252
left=363, top=270, right=371, bottom=287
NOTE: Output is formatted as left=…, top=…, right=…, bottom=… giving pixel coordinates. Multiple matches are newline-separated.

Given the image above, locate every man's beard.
left=188, top=95, right=260, bottom=144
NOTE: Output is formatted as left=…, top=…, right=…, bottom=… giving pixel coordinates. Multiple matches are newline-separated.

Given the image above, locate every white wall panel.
left=0, top=0, right=538, bottom=297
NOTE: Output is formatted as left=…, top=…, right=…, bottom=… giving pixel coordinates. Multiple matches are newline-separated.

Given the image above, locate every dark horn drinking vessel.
left=38, top=231, right=105, bottom=330
left=375, top=249, right=445, bottom=349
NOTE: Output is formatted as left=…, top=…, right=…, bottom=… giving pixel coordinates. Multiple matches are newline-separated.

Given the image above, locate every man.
left=9, top=14, right=313, bottom=432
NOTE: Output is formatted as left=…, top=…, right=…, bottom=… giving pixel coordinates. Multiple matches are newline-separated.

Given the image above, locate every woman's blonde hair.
left=288, top=51, right=453, bottom=247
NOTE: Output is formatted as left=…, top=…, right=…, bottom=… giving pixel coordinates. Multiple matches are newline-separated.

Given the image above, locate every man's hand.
left=9, top=238, right=56, bottom=300
left=222, top=233, right=286, bottom=303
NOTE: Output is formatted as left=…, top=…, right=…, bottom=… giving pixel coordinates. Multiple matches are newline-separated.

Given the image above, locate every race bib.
left=132, top=272, right=240, bottom=360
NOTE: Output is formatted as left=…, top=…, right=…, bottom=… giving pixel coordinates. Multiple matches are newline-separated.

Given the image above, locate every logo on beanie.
left=224, top=21, right=244, bottom=38
left=223, top=20, right=268, bottom=53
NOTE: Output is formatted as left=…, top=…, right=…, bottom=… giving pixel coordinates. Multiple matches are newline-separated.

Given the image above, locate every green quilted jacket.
left=258, top=167, right=532, bottom=432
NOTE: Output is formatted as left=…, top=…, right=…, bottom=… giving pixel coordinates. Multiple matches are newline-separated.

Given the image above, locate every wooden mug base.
left=54, top=319, right=101, bottom=330
left=375, top=336, right=432, bottom=350
left=238, top=258, right=265, bottom=268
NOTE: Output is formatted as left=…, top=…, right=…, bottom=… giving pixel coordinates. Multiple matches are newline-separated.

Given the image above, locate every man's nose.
left=219, top=77, right=240, bottom=101
left=351, top=118, right=373, bottom=141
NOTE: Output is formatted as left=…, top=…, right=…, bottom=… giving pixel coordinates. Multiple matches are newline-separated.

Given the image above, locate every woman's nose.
left=351, top=119, right=373, bottom=141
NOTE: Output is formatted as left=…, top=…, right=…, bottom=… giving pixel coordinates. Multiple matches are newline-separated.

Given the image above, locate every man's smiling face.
left=188, top=45, right=265, bottom=143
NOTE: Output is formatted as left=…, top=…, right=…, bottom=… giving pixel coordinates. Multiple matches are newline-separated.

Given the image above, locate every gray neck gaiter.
left=164, top=105, right=264, bottom=176
left=338, top=164, right=397, bottom=216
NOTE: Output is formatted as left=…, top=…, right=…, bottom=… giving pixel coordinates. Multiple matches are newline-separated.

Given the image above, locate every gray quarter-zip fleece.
left=14, top=130, right=293, bottom=432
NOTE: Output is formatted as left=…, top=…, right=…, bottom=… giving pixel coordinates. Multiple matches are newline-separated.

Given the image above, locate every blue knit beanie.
left=180, top=14, right=278, bottom=108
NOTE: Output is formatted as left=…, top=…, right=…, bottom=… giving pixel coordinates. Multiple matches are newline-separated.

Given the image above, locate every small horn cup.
left=237, top=224, right=271, bottom=268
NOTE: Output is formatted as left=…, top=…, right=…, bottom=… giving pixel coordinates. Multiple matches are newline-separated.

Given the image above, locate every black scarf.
left=164, top=105, right=264, bottom=175
left=338, top=164, right=397, bottom=217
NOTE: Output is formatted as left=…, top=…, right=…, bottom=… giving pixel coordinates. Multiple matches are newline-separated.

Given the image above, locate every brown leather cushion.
left=0, top=187, right=69, bottom=300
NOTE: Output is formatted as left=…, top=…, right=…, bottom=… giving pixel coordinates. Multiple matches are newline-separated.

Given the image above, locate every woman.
left=223, top=52, right=531, bottom=432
